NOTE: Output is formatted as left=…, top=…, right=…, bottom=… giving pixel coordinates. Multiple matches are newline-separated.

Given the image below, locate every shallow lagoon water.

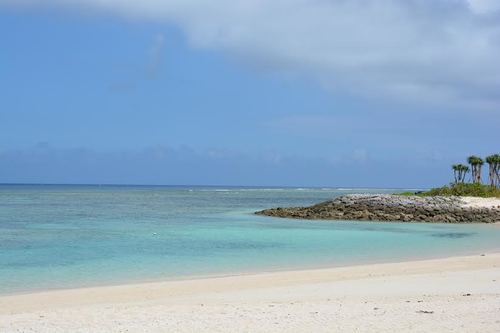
left=1, top=185, right=500, bottom=294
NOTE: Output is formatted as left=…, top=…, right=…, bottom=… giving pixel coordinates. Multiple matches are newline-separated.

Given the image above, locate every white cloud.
left=3, top=0, right=500, bottom=108
left=467, top=0, right=500, bottom=14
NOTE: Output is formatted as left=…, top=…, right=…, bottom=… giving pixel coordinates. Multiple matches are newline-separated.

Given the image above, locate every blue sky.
left=1, top=1, right=499, bottom=187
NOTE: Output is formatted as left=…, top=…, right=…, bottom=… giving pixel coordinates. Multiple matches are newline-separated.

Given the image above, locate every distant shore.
left=256, top=194, right=500, bottom=223
left=1, top=252, right=499, bottom=332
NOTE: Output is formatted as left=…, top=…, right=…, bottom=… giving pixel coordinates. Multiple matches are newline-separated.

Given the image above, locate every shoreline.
left=0, top=252, right=500, bottom=333
left=0, top=251, right=500, bottom=314
left=3, top=244, right=500, bottom=298
left=2, top=251, right=499, bottom=305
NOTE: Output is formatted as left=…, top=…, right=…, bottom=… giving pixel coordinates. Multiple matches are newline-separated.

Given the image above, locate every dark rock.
left=255, top=194, right=500, bottom=223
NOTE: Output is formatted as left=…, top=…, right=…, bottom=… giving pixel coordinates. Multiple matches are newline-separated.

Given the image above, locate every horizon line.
left=0, top=182, right=426, bottom=190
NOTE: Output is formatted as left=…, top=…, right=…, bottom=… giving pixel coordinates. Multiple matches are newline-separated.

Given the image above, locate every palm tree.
left=452, top=164, right=469, bottom=184
left=458, top=164, right=469, bottom=183
left=459, top=164, right=469, bottom=183
left=486, top=155, right=497, bottom=187
left=452, top=164, right=460, bottom=184
left=486, top=154, right=500, bottom=187
left=467, top=155, right=484, bottom=184
left=495, top=154, right=500, bottom=188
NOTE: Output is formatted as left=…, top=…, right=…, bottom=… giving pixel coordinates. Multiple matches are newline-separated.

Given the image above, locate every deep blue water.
left=1, top=185, right=500, bottom=294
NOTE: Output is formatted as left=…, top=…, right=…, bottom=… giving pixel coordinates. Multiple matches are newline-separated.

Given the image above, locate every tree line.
left=452, top=155, right=500, bottom=187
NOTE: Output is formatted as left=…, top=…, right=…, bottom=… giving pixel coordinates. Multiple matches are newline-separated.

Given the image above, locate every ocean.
left=1, top=185, right=499, bottom=294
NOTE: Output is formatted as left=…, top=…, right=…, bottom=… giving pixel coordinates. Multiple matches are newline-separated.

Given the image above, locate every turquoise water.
left=1, top=185, right=500, bottom=294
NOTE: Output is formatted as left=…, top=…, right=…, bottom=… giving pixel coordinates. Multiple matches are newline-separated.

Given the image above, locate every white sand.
left=460, top=196, right=500, bottom=209
left=1, top=253, right=500, bottom=332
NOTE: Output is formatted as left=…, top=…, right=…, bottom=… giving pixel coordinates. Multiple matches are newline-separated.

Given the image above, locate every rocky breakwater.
left=256, top=194, right=500, bottom=223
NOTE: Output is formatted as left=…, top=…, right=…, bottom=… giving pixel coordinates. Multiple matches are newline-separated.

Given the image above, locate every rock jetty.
left=256, top=194, right=500, bottom=223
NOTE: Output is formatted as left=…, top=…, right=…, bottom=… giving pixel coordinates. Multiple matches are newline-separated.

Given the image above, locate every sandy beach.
left=461, top=196, right=500, bottom=209
left=1, top=253, right=499, bottom=332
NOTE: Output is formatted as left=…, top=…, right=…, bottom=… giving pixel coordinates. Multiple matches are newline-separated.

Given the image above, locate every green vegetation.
left=399, top=191, right=426, bottom=196
left=421, top=183, right=500, bottom=198
left=401, top=183, right=500, bottom=198
left=400, top=154, right=500, bottom=198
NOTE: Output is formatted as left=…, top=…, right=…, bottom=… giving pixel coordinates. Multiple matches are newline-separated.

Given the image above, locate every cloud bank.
left=2, top=0, right=500, bottom=108
left=0, top=143, right=453, bottom=187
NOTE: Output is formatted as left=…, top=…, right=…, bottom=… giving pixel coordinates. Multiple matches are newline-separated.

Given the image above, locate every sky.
left=1, top=0, right=499, bottom=187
